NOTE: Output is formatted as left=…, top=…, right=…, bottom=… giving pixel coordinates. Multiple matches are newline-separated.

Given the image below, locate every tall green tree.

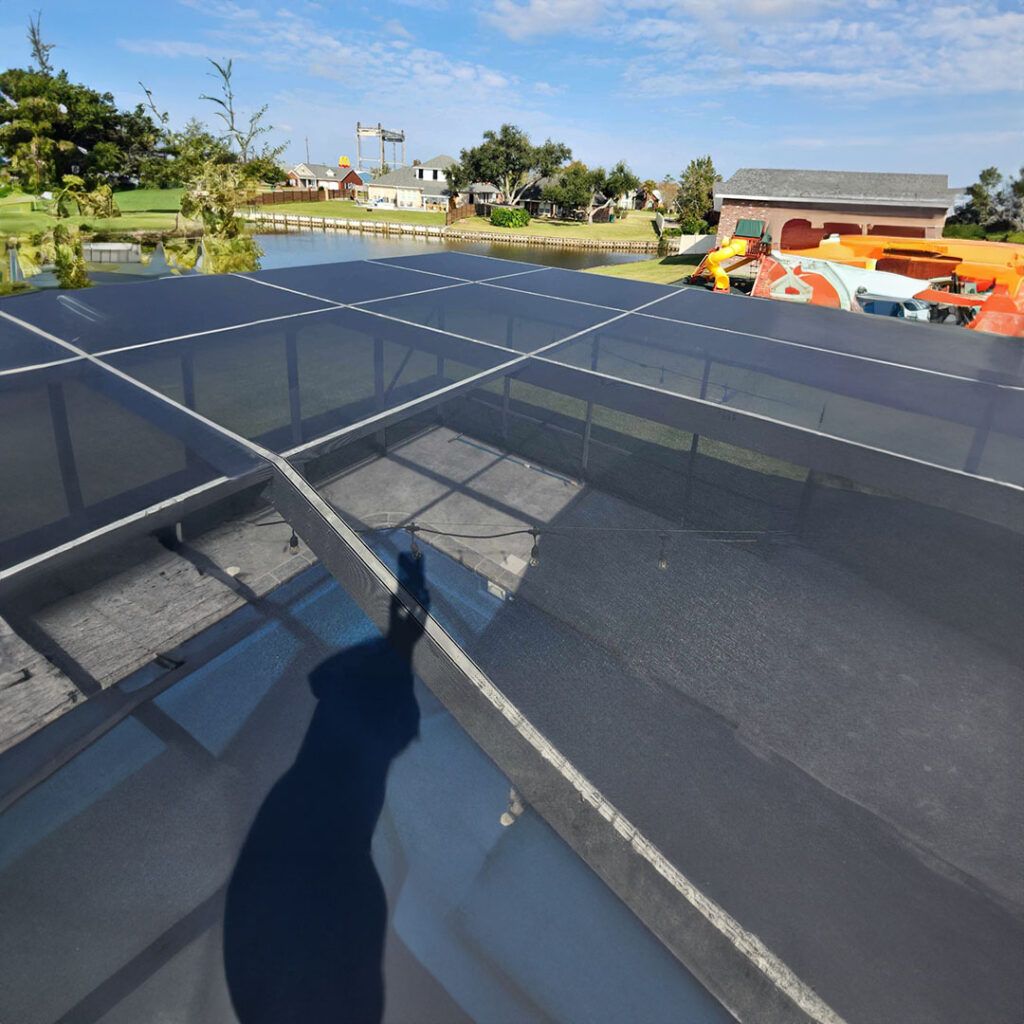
left=457, top=124, right=571, bottom=207
left=543, top=160, right=639, bottom=222
left=139, top=117, right=234, bottom=188
left=444, top=161, right=472, bottom=211
left=946, top=166, right=1024, bottom=230
left=27, top=12, right=55, bottom=76
left=0, top=66, right=161, bottom=189
left=963, top=166, right=1003, bottom=225
left=675, top=155, right=720, bottom=233
left=1004, top=167, right=1024, bottom=230
left=0, top=94, right=74, bottom=193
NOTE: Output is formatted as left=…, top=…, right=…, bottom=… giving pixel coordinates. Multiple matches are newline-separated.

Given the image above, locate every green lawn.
left=0, top=205, right=181, bottom=235
left=453, top=210, right=659, bottom=241
left=584, top=255, right=701, bottom=285
left=0, top=188, right=185, bottom=235
left=248, top=199, right=445, bottom=226
left=114, top=187, right=184, bottom=212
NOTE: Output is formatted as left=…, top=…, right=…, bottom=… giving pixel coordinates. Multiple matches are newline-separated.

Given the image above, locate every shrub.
left=490, top=206, right=530, bottom=228
left=943, top=223, right=986, bottom=240
left=0, top=279, right=33, bottom=296
left=678, top=214, right=709, bottom=234
left=943, top=222, right=1024, bottom=243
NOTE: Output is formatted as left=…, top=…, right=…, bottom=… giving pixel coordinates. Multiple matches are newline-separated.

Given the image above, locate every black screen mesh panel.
left=5, top=274, right=328, bottom=352
left=655, top=286, right=1024, bottom=384
left=0, top=357, right=264, bottom=571
left=495, top=266, right=678, bottom=309
left=241, top=259, right=461, bottom=305
left=373, top=251, right=544, bottom=281
left=365, top=283, right=611, bottom=351
left=1, top=256, right=1022, bottom=1024
left=0, top=313, right=73, bottom=370
left=544, top=313, right=1024, bottom=483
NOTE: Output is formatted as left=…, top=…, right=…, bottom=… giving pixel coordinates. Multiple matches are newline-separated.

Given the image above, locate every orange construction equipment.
left=783, top=234, right=1024, bottom=302
left=749, top=249, right=1024, bottom=336
left=689, top=219, right=772, bottom=292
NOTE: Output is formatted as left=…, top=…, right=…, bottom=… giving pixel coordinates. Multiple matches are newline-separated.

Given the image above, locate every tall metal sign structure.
left=355, top=123, right=407, bottom=174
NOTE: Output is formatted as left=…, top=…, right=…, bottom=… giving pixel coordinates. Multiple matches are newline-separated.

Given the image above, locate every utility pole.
left=305, top=136, right=310, bottom=164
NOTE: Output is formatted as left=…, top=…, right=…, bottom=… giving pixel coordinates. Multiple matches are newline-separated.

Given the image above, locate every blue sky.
left=1, top=0, right=1021, bottom=184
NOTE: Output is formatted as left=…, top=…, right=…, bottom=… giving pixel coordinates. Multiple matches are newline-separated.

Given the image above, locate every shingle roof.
left=292, top=163, right=362, bottom=183
left=715, top=168, right=956, bottom=207
left=420, top=154, right=458, bottom=169
left=367, top=165, right=424, bottom=189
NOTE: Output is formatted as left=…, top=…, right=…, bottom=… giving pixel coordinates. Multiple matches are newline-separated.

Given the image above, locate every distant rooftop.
left=419, top=154, right=458, bottom=169
left=292, top=162, right=362, bottom=181
left=715, top=168, right=958, bottom=208
left=371, top=156, right=460, bottom=190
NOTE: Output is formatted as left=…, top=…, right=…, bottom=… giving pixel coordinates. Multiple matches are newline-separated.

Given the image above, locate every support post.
left=374, top=337, right=386, bottom=451
left=47, top=382, right=84, bottom=515
left=180, top=352, right=202, bottom=470
left=963, top=394, right=996, bottom=476
left=286, top=330, right=303, bottom=446
left=796, top=468, right=819, bottom=536
left=581, top=335, right=600, bottom=473
left=683, top=353, right=713, bottom=512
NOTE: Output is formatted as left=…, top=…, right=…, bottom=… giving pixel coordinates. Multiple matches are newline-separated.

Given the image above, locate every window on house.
left=433, top=169, right=439, bottom=180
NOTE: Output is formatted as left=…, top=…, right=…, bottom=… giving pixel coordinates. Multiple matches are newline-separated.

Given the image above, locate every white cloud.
left=482, top=0, right=601, bottom=40
left=478, top=0, right=1024, bottom=101
left=391, top=0, right=449, bottom=9
left=533, top=80, right=563, bottom=96
left=117, top=38, right=228, bottom=59
left=383, top=18, right=414, bottom=40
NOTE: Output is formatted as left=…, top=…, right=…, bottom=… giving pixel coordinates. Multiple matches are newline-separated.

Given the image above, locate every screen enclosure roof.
left=2, top=250, right=1021, bottom=583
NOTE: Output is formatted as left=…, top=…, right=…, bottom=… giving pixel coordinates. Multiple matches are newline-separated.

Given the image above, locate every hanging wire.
left=252, top=514, right=781, bottom=576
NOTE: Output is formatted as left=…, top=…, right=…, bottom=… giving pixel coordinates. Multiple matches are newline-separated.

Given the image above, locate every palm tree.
left=641, top=178, right=658, bottom=210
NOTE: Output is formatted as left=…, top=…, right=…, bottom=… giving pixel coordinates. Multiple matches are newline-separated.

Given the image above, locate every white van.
left=856, top=294, right=931, bottom=322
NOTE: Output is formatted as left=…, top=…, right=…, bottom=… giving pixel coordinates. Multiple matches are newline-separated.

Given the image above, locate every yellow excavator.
left=688, top=219, right=772, bottom=292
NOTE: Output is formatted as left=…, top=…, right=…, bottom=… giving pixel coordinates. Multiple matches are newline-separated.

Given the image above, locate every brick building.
left=714, top=169, right=959, bottom=248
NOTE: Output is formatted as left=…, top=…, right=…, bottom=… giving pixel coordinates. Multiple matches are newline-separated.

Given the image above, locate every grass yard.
left=454, top=210, right=660, bottom=241
left=584, top=254, right=701, bottom=285
left=249, top=199, right=445, bottom=226
left=0, top=189, right=185, bottom=235
left=114, top=187, right=184, bottom=212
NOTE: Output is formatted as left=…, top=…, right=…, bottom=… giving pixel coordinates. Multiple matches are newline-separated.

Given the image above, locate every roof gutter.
left=714, top=192, right=954, bottom=212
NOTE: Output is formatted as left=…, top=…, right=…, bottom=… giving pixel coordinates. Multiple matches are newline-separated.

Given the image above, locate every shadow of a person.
left=224, top=553, right=430, bottom=1024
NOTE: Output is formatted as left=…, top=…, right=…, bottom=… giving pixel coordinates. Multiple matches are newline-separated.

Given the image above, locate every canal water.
left=253, top=229, right=648, bottom=271
left=23, top=229, right=646, bottom=289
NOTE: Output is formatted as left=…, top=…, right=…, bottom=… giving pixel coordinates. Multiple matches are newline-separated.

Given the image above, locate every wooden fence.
left=250, top=188, right=357, bottom=206
left=243, top=210, right=661, bottom=251
left=445, top=203, right=476, bottom=226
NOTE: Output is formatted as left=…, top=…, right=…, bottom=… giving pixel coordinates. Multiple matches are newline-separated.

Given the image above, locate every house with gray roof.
left=366, top=154, right=498, bottom=209
left=713, top=168, right=960, bottom=247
